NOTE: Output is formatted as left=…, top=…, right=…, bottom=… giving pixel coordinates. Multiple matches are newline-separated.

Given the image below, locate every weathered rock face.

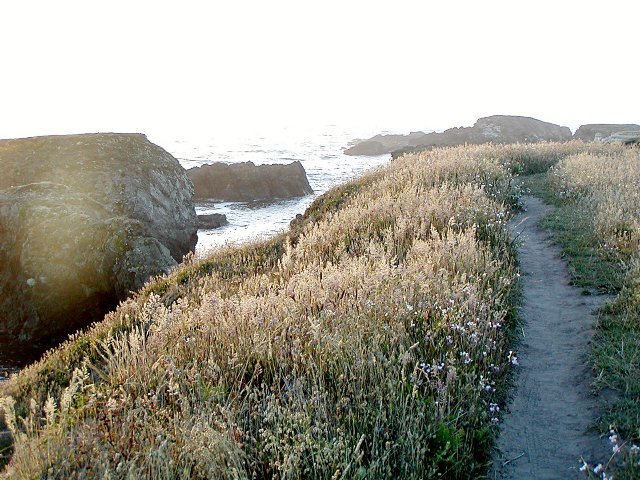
left=198, top=213, right=228, bottom=229
left=470, top=115, right=572, bottom=143
left=346, top=115, right=573, bottom=156
left=603, top=131, right=640, bottom=144
left=573, top=124, right=640, bottom=141
left=344, top=132, right=426, bottom=156
left=188, top=161, right=313, bottom=202
left=0, top=133, right=197, bottom=348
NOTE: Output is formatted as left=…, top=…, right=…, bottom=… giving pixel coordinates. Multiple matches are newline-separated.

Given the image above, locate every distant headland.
left=344, top=115, right=640, bottom=156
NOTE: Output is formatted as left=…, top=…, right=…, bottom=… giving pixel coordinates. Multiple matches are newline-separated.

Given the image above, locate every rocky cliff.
left=573, top=124, right=640, bottom=141
left=0, top=133, right=197, bottom=350
left=188, top=161, right=313, bottom=202
left=346, top=115, right=573, bottom=156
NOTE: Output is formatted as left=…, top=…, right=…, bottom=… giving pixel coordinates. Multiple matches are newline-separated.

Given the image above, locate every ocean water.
left=150, top=125, right=391, bottom=254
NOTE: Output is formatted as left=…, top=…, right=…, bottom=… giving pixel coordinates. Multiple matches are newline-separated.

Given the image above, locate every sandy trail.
left=492, top=196, right=609, bottom=479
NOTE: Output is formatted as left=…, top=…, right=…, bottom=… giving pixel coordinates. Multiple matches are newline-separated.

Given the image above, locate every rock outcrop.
left=573, top=124, right=640, bottom=141
left=603, top=131, right=640, bottom=144
left=0, top=133, right=197, bottom=348
left=346, top=115, right=573, bottom=156
left=188, top=161, right=313, bottom=202
left=344, top=132, right=426, bottom=156
left=470, top=115, right=572, bottom=143
left=198, top=213, right=228, bottom=229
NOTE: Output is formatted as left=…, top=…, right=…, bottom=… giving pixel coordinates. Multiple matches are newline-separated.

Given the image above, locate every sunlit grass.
left=1, top=141, right=631, bottom=478
left=527, top=145, right=640, bottom=477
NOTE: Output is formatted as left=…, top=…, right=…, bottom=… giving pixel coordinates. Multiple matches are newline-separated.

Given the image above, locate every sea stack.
left=187, top=161, right=314, bottom=202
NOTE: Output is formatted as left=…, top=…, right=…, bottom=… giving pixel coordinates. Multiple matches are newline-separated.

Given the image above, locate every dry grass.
left=549, top=148, right=640, bottom=253
left=542, top=145, right=640, bottom=478
left=1, top=142, right=618, bottom=479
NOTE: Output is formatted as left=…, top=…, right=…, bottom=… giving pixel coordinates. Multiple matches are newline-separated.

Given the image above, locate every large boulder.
left=0, top=133, right=197, bottom=347
left=573, top=124, right=640, bottom=141
left=346, top=115, right=573, bottom=156
left=188, top=161, right=314, bottom=202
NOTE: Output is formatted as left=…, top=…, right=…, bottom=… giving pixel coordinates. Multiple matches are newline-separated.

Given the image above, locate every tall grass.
left=0, top=142, right=613, bottom=479
left=550, top=148, right=640, bottom=253
left=543, top=146, right=640, bottom=478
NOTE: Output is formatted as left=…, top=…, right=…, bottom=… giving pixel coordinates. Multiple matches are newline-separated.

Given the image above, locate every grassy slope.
left=1, top=146, right=524, bottom=479
left=1, top=141, right=635, bottom=479
left=521, top=164, right=640, bottom=478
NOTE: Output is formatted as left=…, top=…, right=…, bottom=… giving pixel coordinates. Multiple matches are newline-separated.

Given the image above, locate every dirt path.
left=491, top=196, right=609, bottom=479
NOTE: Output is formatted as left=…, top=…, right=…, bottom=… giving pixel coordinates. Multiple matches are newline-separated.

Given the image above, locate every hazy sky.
left=1, top=0, right=638, bottom=139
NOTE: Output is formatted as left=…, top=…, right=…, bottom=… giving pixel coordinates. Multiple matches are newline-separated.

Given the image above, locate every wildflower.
left=106, top=398, right=118, bottom=411
left=417, top=363, right=431, bottom=376
left=579, top=461, right=588, bottom=472
left=508, top=351, right=519, bottom=366
left=488, top=403, right=499, bottom=413
left=593, top=464, right=604, bottom=474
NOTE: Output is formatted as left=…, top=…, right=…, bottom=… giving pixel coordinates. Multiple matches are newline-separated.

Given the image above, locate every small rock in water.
left=0, top=367, right=18, bottom=381
left=198, top=213, right=228, bottom=229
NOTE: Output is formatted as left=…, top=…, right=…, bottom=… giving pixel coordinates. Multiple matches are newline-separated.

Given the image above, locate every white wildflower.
left=508, top=351, right=519, bottom=366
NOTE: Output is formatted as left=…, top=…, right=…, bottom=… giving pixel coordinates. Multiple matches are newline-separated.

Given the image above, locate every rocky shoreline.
left=345, top=115, right=640, bottom=157
left=1, top=122, right=637, bottom=369
left=0, top=134, right=317, bottom=368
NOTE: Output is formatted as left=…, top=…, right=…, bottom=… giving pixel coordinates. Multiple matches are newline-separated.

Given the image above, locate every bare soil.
left=492, top=196, right=609, bottom=479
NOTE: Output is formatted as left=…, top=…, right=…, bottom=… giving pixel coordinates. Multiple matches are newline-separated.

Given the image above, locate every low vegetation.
left=0, top=141, right=637, bottom=478
left=524, top=146, right=640, bottom=478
